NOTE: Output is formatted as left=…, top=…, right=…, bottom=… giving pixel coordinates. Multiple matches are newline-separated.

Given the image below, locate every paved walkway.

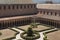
left=12, top=28, right=24, bottom=40
left=11, top=27, right=58, bottom=40
left=42, top=28, right=57, bottom=33
left=0, top=29, right=17, bottom=40
left=37, top=32, right=44, bottom=40
left=37, top=28, right=57, bottom=40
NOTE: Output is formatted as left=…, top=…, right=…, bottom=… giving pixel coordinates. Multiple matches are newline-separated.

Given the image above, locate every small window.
left=24, top=5, right=26, bottom=8
left=55, top=12, right=57, bottom=16
left=51, top=12, right=52, bottom=15
left=31, top=5, right=32, bottom=8
left=34, top=5, right=36, bottom=8
left=0, top=6, right=1, bottom=9
left=40, top=11, right=42, bottom=14
left=8, top=5, right=10, bottom=9
left=47, top=12, right=49, bottom=15
left=43, top=11, right=45, bottom=14
left=20, top=5, right=22, bottom=9
left=59, top=13, right=60, bottom=16
left=17, top=5, right=18, bottom=9
left=4, top=5, right=6, bottom=10
left=27, top=5, right=29, bottom=8
left=12, top=5, right=14, bottom=9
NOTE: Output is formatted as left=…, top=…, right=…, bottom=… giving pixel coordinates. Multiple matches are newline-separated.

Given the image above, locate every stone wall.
left=0, top=4, right=37, bottom=18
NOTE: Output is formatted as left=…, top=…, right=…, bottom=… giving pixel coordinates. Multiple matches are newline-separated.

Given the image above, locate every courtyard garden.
left=0, top=23, right=58, bottom=40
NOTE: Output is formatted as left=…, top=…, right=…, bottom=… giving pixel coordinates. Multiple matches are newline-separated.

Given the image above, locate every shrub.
left=20, top=27, right=40, bottom=40
left=0, top=32, right=2, bottom=36
left=30, top=23, right=38, bottom=28
left=43, top=33, right=48, bottom=40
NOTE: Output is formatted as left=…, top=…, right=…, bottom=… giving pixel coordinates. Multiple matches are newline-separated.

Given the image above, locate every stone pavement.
left=0, top=29, right=17, bottom=40
left=11, top=27, right=58, bottom=40
left=47, top=30, right=60, bottom=40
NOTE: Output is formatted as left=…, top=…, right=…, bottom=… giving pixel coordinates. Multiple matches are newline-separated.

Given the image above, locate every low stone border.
left=9, top=28, right=19, bottom=32
left=16, top=27, right=26, bottom=31
left=35, top=28, right=54, bottom=32
left=45, top=29, right=58, bottom=34
left=20, top=32, right=40, bottom=40
left=3, top=37, right=15, bottom=40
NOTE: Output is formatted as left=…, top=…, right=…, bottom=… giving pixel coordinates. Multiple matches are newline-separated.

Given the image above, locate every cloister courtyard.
left=0, top=0, right=60, bottom=40
left=0, top=23, right=60, bottom=40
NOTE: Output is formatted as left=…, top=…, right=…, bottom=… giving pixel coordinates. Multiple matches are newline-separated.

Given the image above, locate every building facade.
left=0, top=0, right=37, bottom=18
left=37, top=4, right=60, bottom=28
left=0, top=0, right=38, bottom=29
left=0, top=2, right=60, bottom=29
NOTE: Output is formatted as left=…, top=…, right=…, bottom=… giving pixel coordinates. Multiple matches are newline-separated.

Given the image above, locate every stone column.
left=49, top=20, right=50, bottom=26
left=47, top=20, right=49, bottom=25
left=15, top=19, right=17, bottom=26
left=1, top=22, right=3, bottom=28
left=7, top=21, right=9, bottom=27
left=55, top=22, right=57, bottom=28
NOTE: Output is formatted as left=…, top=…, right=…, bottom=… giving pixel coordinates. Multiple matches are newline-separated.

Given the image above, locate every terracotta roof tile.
left=37, top=4, right=60, bottom=10
left=0, top=0, right=34, bottom=4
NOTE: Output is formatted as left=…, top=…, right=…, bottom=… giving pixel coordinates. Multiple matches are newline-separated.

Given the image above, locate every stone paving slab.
left=47, top=30, right=60, bottom=40
left=0, top=29, right=17, bottom=40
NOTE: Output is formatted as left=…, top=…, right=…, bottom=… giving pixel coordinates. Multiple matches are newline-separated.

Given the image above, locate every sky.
left=33, top=0, right=60, bottom=3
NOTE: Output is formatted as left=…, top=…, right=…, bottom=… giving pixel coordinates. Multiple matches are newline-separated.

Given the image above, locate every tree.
left=30, top=23, right=38, bottom=28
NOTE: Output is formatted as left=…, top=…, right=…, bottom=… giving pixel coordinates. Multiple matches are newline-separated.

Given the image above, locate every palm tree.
left=30, top=23, right=38, bottom=28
